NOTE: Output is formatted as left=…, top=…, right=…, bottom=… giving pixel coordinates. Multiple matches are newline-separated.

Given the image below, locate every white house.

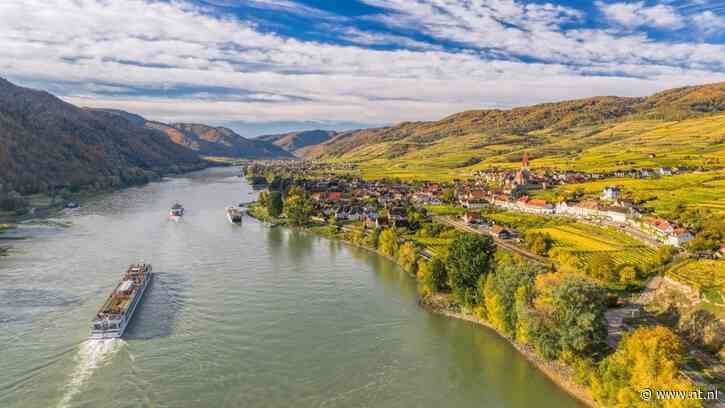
left=602, top=186, right=621, bottom=201
left=666, top=228, right=693, bottom=247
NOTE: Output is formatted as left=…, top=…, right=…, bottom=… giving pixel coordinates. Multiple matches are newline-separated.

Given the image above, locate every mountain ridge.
left=287, top=81, right=725, bottom=180
left=257, top=130, right=338, bottom=155
left=0, top=78, right=207, bottom=195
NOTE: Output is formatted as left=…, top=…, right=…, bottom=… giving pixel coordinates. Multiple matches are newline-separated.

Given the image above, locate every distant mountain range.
left=96, top=109, right=293, bottom=159
left=3, top=76, right=723, bottom=195
left=0, top=78, right=292, bottom=195
left=257, top=130, right=337, bottom=155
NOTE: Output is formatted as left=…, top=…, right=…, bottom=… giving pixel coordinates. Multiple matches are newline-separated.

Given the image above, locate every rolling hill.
left=258, top=130, right=337, bottom=154
left=0, top=78, right=207, bottom=195
left=297, top=82, right=725, bottom=180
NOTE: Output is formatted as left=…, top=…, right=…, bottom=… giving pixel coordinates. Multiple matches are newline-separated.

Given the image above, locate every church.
left=514, top=152, right=530, bottom=186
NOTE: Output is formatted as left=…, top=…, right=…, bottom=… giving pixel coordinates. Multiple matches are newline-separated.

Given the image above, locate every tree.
left=366, top=227, right=381, bottom=249
left=379, top=229, right=399, bottom=258
left=284, top=187, right=313, bottom=227
left=589, top=253, right=617, bottom=282
left=398, top=242, right=419, bottom=275
left=482, top=262, right=538, bottom=338
left=525, top=232, right=553, bottom=257
left=258, top=190, right=269, bottom=207
left=447, top=233, right=496, bottom=305
left=267, top=191, right=283, bottom=217
left=425, top=257, right=449, bottom=292
left=591, top=326, right=699, bottom=408
left=350, top=227, right=365, bottom=246
left=527, top=273, right=608, bottom=360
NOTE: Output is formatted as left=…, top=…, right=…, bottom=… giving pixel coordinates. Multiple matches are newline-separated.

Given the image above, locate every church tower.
left=522, top=151, right=529, bottom=169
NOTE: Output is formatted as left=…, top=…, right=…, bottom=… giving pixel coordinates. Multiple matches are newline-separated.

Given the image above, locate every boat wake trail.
left=57, top=339, right=124, bottom=408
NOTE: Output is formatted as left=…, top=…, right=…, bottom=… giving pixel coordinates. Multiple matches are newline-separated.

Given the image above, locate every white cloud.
left=692, top=10, right=725, bottom=34
left=0, top=0, right=723, bottom=127
left=598, top=1, right=685, bottom=29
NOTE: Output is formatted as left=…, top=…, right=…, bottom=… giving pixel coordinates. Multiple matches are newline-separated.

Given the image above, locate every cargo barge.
left=90, top=263, right=152, bottom=339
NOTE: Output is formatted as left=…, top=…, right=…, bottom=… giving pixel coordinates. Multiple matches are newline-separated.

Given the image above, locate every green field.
left=530, top=223, right=657, bottom=271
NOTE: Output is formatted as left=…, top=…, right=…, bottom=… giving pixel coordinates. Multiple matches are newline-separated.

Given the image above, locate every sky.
left=2, top=0, right=725, bottom=137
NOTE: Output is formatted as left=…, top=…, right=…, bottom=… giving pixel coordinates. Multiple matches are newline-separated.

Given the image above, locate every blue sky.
left=2, top=0, right=725, bottom=136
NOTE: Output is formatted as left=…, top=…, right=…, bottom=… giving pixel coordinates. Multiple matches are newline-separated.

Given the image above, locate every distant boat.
left=225, top=207, right=243, bottom=224
left=64, top=201, right=79, bottom=209
left=169, top=203, right=184, bottom=221
left=91, top=263, right=152, bottom=339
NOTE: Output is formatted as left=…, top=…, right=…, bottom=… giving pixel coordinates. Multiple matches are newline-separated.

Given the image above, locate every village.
left=245, top=154, right=723, bottom=259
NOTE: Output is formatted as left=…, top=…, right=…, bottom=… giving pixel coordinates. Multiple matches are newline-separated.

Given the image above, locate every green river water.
left=0, top=168, right=583, bottom=408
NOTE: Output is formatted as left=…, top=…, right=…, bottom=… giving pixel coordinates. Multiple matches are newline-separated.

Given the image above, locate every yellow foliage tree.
left=397, top=241, right=419, bottom=275
left=591, top=326, right=701, bottom=408
left=379, top=229, right=399, bottom=258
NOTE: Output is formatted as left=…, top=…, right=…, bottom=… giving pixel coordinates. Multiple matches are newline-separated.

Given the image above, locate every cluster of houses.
left=302, top=178, right=413, bottom=229
left=457, top=184, right=695, bottom=247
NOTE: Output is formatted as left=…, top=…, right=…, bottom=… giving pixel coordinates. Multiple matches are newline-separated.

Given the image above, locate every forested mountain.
left=258, top=130, right=337, bottom=154
left=145, top=122, right=294, bottom=159
left=294, top=82, right=725, bottom=179
left=0, top=78, right=207, bottom=195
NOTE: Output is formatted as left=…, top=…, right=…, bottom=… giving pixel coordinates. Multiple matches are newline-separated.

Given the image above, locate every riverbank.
left=245, top=203, right=598, bottom=407
left=420, top=294, right=597, bottom=407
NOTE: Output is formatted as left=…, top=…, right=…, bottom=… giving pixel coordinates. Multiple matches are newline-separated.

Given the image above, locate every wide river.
left=0, top=168, right=583, bottom=408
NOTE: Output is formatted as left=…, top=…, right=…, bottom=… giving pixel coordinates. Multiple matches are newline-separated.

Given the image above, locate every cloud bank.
left=1, top=0, right=724, bottom=132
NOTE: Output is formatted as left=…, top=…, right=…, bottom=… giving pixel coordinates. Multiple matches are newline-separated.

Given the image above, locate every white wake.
left=57, top=339, right=124, bottom=408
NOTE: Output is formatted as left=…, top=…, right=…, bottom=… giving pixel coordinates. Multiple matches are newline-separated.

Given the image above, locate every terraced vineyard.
left=667, top=259, right=725, bottom=304
left=544, top=170, right=725, bottom=217
left=532, top=224, right=657, bottom=270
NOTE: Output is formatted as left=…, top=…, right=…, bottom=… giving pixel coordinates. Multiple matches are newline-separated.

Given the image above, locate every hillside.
left=165, top=123, right=293, bottom=159
left=258, top=130, right=336, bottom=154
left=99, top=114, right=295, bottom=160
left=0, top=78, right=207, bottom=195
left=298, top=82, right=725, bottom=180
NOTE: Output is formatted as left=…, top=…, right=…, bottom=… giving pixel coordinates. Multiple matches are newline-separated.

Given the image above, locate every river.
left=0, top=168, right=583, bottom=408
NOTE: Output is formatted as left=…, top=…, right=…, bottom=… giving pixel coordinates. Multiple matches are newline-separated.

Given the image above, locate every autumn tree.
left=525, top=232, right=553, bottom=257
left=366, top=227, right=381, bottom=249
left=379, top=229, right=399, bottom=258
left=284, top=187, right=313, bottom=226
left=258, top=190, right=269, bottom=207
left=397, top=242, right=419, bottom=275
left=591, top=326, right=699, bottom=408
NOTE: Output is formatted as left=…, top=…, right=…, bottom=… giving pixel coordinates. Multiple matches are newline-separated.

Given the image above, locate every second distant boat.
left=169, top=203, right=185, bottom=221
left=225, top=206, right=242, bottom=224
